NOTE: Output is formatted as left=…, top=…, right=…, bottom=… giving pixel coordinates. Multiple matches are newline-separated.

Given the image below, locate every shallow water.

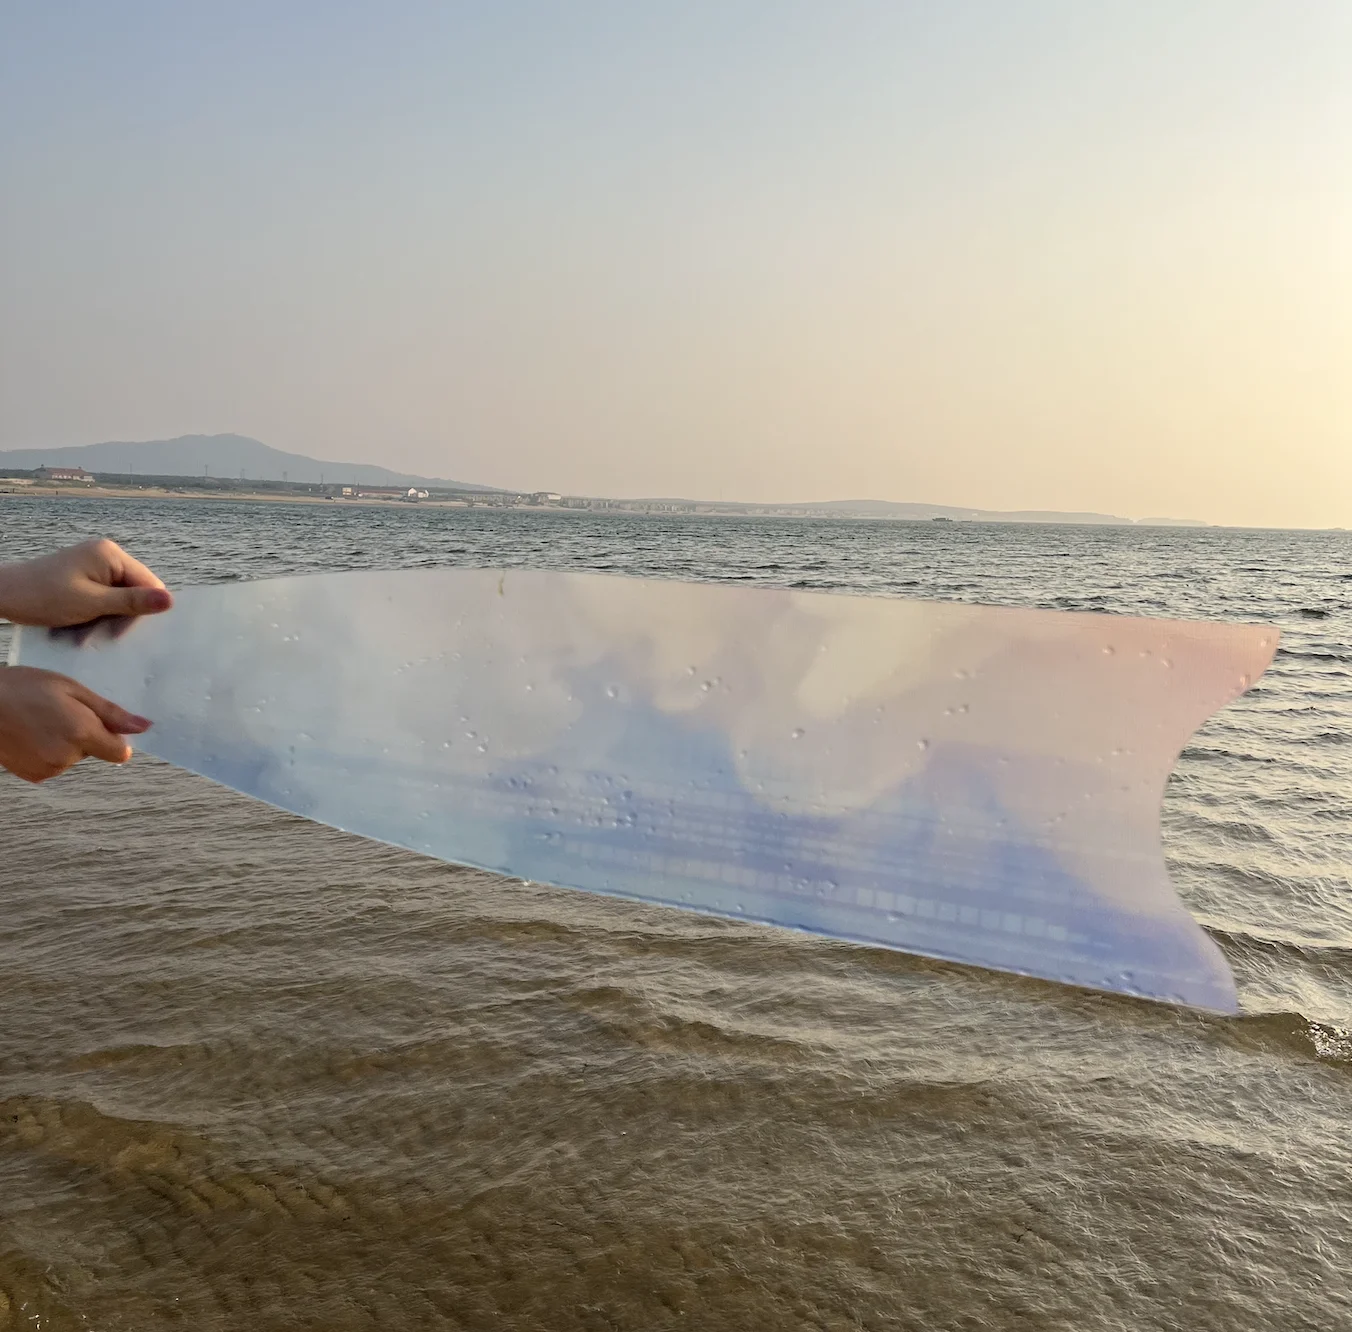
left=2, top=496, right=1350, bottom=1330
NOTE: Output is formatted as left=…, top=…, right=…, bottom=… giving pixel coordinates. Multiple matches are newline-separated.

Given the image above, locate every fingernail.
left=144, top=589, right=173, bottom=611
left=123, top=715, right=153, bottom=732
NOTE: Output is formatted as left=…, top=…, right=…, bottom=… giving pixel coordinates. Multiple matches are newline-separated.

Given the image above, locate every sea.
left=1, top=495, right=1350, bottom=1331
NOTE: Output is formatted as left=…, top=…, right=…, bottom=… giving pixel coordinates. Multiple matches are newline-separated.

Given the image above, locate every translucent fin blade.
left=13, top=570, right=1277, bottom=1010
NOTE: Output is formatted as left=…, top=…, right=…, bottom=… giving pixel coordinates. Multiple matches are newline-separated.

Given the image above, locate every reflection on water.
left=1, top=497, right=1350, bottom=1329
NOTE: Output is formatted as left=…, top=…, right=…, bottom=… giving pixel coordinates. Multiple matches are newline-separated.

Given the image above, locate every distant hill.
left=630, top=496, right=1206, bottom=525
left=806, top=499, right=1207, bottom=526
left=0, top=434, right=497, bottom=491
left=0, top=434, right=1209, bottom=525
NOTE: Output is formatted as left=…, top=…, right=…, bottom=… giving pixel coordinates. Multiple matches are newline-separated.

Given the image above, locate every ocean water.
left=1, top=495, right=1350, bottom=1331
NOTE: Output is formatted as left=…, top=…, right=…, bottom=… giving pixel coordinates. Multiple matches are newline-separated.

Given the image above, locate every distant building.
left=401, top=488, right=430, bottom=502
left=35, top=466, right=94, bottom=483
left=530, top=492, right=563, bottom=504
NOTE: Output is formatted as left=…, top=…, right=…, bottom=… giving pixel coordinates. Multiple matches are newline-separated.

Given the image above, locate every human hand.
left=0, top=538, right=172, bottom=628
left=0, top=665, right=152, bottom=783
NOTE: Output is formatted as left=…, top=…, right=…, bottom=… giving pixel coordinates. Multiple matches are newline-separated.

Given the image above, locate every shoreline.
left=0, top=483, right=572, bottom=513
left=0, top=485, right=912, bottom=522
left=2, top=484, right=1335, bottom=531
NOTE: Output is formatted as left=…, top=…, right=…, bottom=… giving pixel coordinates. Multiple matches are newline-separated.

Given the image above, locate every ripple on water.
left=2, top=498, right=1351, bottom=1330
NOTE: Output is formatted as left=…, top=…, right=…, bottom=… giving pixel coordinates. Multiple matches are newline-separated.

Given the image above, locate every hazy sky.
left=3, top=2, right=1349, bottom=525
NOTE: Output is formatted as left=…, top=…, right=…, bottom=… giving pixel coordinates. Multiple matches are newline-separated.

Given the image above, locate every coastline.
left=8, top=483, right=1322, bottom=529
left=0, top=484, right=897, bottom=522
left=0, top=482, right=569, bottom=514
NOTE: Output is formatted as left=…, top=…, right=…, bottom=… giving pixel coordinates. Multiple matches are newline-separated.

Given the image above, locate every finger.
left=111, top=547, right=168, bottom=592
left=80, top=721, right=133, bottom=765
left=91, top=582, right=174, bottom=618
left=70, top=683, right=152, bottom=735
left=81, top=540, right=173, bottom=616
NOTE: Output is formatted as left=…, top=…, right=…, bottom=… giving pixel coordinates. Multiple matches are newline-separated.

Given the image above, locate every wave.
left=1210, top=924, right=1352, bottom=966
left=1276, top=647, right=1352, bottom=664
left=564, top=984, right=814, bottom=1064
left=1222, top=1010, right=1352, bottom=1065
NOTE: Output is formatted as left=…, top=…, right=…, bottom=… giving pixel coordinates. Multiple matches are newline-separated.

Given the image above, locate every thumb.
left=97, top=584, right=174, bottom=618
left=80, top=721, right=134, bottom=766
left=72, top=684, right=153, bottom=736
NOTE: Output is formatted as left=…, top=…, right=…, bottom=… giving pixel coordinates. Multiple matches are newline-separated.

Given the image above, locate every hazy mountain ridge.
left=806, top=499, right=1207, bottom=526
left=1, top=435, right=1208, bottom=524
left=631, top=497, right=1207, bottom=525
left=0, top=435, right=497, bottom=491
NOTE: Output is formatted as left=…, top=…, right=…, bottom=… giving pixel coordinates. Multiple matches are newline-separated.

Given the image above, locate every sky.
left=2, top=2, right=1349, bottom=526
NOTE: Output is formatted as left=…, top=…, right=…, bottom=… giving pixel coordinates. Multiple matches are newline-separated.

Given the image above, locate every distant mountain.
left=807, top=499, right=1207, bottom=526
left=623, top=497, right=1205, bottom=525
left=0, top=434, right=497, bottom=491
left=0, top=435, right=1210, bottom=525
